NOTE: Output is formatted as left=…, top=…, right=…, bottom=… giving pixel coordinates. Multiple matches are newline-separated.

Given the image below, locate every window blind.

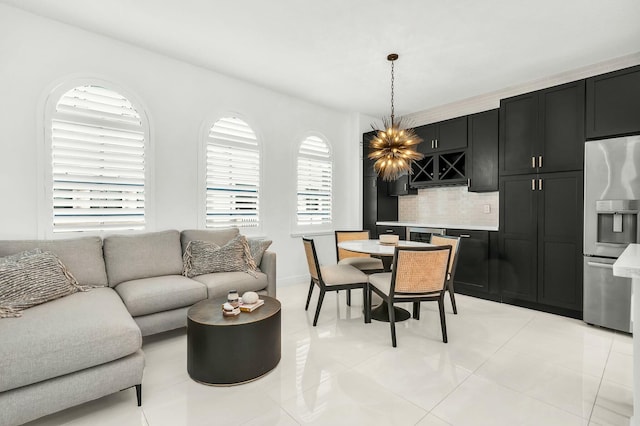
left=51, top=85, right=146, bottom=233
left=297, top=136, right=332, bottom=226
left=206, top=117, right=260, bottom=228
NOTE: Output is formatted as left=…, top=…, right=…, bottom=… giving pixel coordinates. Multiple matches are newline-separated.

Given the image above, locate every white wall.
left=0, top=5, right=362, bottom=285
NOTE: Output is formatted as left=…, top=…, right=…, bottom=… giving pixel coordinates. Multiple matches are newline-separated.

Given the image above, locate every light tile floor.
left=26, top=281, right=633, bottom=425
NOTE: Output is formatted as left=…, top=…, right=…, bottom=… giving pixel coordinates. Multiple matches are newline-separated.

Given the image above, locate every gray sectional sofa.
left=0, top=228, right=276, bottom=426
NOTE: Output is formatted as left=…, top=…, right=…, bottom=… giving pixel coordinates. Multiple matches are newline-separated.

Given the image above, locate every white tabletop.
left=338, top=239, right=432, bottom=256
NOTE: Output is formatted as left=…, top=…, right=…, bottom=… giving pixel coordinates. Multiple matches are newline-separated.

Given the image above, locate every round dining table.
left=337, top=239, right=433, bottom=322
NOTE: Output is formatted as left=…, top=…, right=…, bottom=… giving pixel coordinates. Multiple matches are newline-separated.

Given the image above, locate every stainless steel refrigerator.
left=583, top=135, right=640, bottom=333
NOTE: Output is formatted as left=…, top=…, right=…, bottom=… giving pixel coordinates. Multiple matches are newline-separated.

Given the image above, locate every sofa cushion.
left=182, top=235, right=254, bottom=278
left=247, top=238, right=272, bottom=268
left=0, top=249, right=87, bottom=318
left=0, top=236, right=107, bottom=287
left=180, top=228, right=239, bottom=253
left=103, top=230, right=183, bottom=287
left=0, top=287, right=141, bottom=392
left=192, top=271, right=268, bottom=299
left=115, top=275, right=207, bottom=317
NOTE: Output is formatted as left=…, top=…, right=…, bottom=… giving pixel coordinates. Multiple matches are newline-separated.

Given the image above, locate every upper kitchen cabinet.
left=500, top=80, right=585, bottom=176
left=388, top=173, right=417, bottom=196
left=362, top=131, right=377, bottom=176
left=586, top=65, right=640, bottom=139
left=468, top=109, right=499, bottom=192
left=416, top=116, right=467, bottom=154
left=362, top=132, right=398, bottom=238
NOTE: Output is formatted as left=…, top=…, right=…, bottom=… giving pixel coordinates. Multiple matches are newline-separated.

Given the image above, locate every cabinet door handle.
left=386, top=229, right=394, bottom=233
left=531, top=179, right=535, bottom=191
left=435, top=139, right=438, bottom=149
left=538, top=178, right=543, bottom=191
left=459, top=234, right=471, bottom=238
left=538, top=155, right=543, bottom=168
left=531, top=157, right=536, bottom=168
left=404, top=183, right=407, bottom=191
left=431, top=140, right=434, bottom=149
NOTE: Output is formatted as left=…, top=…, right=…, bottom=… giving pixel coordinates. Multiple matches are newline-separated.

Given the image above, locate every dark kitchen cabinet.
left=446, top=229, right=494, bottom=297
left=376, top=225, right=406, bottom=240
left=586, top=65, right=640, bottom=139
left=410, top=151, right=467, bottom=187
left=416, top=116, right=468, bottom=154
left=468, top=109, right=499, bottom=192
left=500, top=80, right=585, bottom=176
left=363, top=131, right=377, bottom=177
left=499, top=171, right=583, bottom=316
left=362, top=133, right=397, bottom=238
left=388, top=173, right=417, bottom=196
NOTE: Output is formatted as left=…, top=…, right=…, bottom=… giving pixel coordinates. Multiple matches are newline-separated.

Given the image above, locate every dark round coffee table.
left=187, top=295, right=281, bottom=386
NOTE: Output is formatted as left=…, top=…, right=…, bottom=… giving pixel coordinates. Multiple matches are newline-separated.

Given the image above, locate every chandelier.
left=368, top=53, right=423, bottom=181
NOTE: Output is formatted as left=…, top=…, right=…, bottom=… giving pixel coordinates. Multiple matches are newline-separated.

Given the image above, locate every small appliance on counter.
left=583, top=135, right=640, bottom=333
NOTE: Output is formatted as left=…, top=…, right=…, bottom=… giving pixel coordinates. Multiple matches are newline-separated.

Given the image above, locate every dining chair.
left=367, top=245, right=451, bottom=347
left=425, top=234, right=461, bottom=315
left=335, top=230, right=384, bottom=306
left=303, top=237, right=370, bottom=326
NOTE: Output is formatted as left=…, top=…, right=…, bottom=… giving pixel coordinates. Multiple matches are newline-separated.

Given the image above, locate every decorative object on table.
left=379, top=234, right=400, bottom=246
left=239, top=298, right=264, bottom=312
left=227, top=290, right=239, bottom=308
left=222, top=302, right=240, bottom=316
left=368, top=53, right=423, bottom=181
left=241, top=291, right=259, bottom=304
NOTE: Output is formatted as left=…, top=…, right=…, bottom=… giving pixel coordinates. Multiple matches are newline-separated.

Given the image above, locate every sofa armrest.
left=260, top=250, right=276, bottom=297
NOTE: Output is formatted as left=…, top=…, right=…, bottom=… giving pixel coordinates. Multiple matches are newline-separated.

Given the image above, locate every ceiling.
left=3, top=0, right=640, bottom=117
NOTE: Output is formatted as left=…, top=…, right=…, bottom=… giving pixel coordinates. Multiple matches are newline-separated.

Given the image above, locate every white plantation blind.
left=51, top=85, right=146, bottom=233
left=297, top=136, right=332, bottom=226
left=206, top=117, right=260, bottom=228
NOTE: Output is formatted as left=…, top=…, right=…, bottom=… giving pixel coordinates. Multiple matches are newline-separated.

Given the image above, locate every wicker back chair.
left=334, top=230, right=384, bottom=306
left=368, top=245, right=451, bottom=347
left=430, top=234, right=461, bottom=314
left=302, top=237, right=370, bottom=326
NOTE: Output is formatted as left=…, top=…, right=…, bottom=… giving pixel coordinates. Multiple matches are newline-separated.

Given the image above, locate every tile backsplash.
left=398, top=186, right=499, bottom=227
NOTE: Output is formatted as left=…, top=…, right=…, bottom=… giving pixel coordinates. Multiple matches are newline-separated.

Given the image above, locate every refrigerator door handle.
left=587, top=261, right=614, bottom=269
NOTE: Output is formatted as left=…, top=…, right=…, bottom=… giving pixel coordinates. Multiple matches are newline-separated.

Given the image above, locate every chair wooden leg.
left=305, top=279, right=314, bottom=311
left=412, top=301, right=420, bottom=319
left=363, top=286, right=370, bottom=323
left=388, top=299, right=397, bottom=347
left=438, top=296, right=448, bottom=343
left=346, top=289, right=351, bottom=306
left=312, top=289, right=325, bottom=326
left=448, top=281, right=458, bottom=314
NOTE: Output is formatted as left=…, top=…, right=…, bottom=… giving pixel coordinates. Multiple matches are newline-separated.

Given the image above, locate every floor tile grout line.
left=588, top=336, right=614, bottom=425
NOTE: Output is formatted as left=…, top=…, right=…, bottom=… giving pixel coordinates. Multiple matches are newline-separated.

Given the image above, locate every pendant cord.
left=390, top=60, right=395, bottom=125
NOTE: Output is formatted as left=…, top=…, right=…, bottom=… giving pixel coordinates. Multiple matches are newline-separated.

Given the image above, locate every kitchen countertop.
left=613, top=244, right=640, bottom=278
left=376, top=221, right=499, bottom=232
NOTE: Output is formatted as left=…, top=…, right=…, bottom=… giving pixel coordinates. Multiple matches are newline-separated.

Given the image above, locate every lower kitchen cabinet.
left=376, top=225, right=406, bottom=240
left=446, top=229, right=499, bottom=300
left=498, top=171, right=583, bottom=317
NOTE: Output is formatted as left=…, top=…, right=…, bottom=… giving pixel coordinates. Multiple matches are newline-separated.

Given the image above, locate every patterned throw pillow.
left=0, top=249, right=88, bottom=318
left=247, top=238, right=272, bottom=269
left=182, top=235, right=257, bottom=278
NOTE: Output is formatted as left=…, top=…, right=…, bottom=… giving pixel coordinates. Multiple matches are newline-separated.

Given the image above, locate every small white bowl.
left=379, top=234, right=399, bottom=245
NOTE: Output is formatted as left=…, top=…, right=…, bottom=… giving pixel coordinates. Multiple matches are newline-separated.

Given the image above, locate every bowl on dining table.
left=379, top=234, right=399, bottom=245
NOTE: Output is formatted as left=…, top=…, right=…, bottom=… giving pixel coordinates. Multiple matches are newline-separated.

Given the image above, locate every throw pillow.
left=0, top=249, right=88, bottom=318
left=182, top=235, right=257, bottom=278
left=247, top=238, right=272, bottom=269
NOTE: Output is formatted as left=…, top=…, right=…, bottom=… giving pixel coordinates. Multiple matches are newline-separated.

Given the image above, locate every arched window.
left=49, top=85, right=147, bottom=233
left=205, top=117, right=260, bottom=228
left=296, top=135, right=332, bottom=227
